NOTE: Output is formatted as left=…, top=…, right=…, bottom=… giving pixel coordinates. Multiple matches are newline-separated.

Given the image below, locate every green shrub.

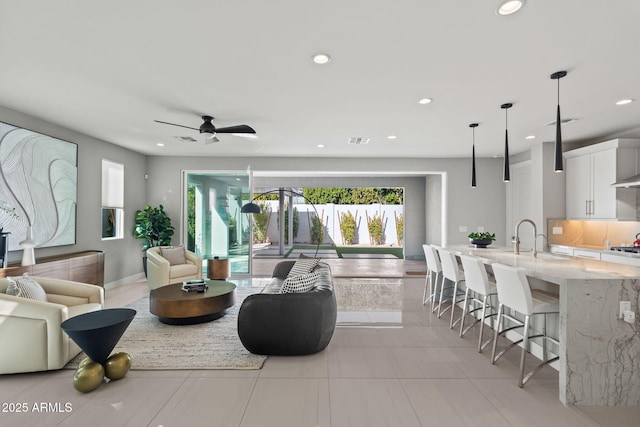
left=252, top=202, right=270, bottom=243
left=339, top=210, right=356, bottom=245
left=367, top=212, right=384, bottom=246
left=395, top=213, right=403, bottom=245
left=310, top=214, right=324, bottom=245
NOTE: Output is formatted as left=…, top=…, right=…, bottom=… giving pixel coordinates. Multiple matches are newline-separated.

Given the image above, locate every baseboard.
left=104, top=272, right=145, bottom=290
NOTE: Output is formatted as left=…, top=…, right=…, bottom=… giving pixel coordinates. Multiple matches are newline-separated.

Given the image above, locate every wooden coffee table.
left=149, top=280, right=236, bottom=325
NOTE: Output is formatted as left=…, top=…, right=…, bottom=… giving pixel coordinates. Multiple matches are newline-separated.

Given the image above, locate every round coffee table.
left=149, top=280, right=236, bottom=325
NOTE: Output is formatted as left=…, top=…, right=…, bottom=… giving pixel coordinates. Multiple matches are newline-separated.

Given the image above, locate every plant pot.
left=470, top=239, right=493, bottom=248
left=142, top=256, right=148, bottom=277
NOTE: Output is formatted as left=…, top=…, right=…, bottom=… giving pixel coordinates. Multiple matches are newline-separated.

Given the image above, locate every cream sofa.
left=146, top=246, right=202, bottom=290
left=0, top=276, right=104, bottom=374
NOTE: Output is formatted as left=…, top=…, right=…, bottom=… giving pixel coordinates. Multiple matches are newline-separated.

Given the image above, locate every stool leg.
left=477, top=294, right=488, bottom=352
left=449, top=280, right=458, bottom=328
left=459, top=288, right=470, bottom=337
left=518, top=315, right=531, bottom=388
left=491, top=304, right=503, bottom=365
left=422, top=269, right=431, bottom=305
left=437, top=277, right=447, bottom=318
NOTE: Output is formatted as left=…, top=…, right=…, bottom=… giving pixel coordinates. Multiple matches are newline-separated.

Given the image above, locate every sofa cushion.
left=8, top=275, right=47, bottom=302
left=287, top=257, right=319, bottom=278
left=272, top=261, right=296, bottom=279
left=160, top=245, right=187, bottom=266
left=169, top=263, right=199, bottom=279
left=281, top=271, right=320, bottom=293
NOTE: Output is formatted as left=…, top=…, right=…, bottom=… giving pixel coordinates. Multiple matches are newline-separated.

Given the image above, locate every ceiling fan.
left=154, top=115, right=256, bottom=144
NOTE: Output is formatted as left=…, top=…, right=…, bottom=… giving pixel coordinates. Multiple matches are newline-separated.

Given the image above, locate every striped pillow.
left=10, top=275, right=47, bottom=301
left=287, top=257, right=319, bottom=278
left=281, top=271, right=320, bottom=294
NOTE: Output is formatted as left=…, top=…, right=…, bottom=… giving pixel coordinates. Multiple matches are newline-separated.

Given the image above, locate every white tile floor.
left=1, top=262, right=639, bottom=426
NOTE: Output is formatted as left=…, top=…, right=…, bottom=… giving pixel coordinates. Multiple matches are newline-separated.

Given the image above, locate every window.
left=101, top=159, right=124, bottom=239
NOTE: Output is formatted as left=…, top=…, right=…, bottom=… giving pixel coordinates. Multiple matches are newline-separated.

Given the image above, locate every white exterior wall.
left=262, top=202, right=404, bottom=246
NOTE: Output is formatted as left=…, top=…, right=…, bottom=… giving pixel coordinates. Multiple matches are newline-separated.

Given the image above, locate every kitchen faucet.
left=514, top=219, right=537, bottom=257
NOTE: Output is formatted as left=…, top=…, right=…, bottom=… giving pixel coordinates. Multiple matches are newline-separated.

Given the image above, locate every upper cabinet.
left=565, top=139, right=640, bottom=220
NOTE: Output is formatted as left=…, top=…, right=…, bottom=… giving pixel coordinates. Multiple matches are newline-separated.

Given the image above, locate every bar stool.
left=458, top=255, right=498, bottom=352
left=422, top=244, right=442, bottom=310
left=435, top=247, right=466, bottom=328
left=490, top=263, right=560, bottom=388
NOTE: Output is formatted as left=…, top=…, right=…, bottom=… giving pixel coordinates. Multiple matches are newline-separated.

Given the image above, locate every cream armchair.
left=0, top=276, right=104, bottom=374
left=146, top=246, right=202, bottom=290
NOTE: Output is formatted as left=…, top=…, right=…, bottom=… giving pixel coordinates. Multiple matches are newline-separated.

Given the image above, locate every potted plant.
left=133, top=205, right=175, bottom=275
left=468, top=231, right=496, bottom=248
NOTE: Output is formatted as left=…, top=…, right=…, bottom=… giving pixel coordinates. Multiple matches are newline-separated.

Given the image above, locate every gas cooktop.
left=610, top=246, right=640, bottom=253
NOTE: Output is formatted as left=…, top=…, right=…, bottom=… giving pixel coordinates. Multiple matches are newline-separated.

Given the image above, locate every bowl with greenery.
left=468, top=232, right=495, bottom=248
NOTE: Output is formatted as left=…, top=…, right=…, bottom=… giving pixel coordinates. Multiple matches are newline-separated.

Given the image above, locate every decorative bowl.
left=470, top=239, right=493, bottom=248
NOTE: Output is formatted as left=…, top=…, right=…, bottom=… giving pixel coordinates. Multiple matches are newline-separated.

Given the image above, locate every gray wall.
left=146, top=156, right=507, bottom=260
left=0, top=103, right=508, bottom=278
left=0, top=106, right=146, bottom=284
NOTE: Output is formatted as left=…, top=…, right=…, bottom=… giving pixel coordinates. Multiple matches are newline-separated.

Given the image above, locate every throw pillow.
left=5, top=278, right=22, bottom=297
left=287, top=257, right=320, bottom=278
left=281, top=271, right=320, bottom=294
left=160, top=245, right=187, bottom=266
left=11, top=274, right=47, bottom=301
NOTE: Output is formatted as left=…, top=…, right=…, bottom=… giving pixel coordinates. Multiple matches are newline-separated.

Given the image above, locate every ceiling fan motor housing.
left=199, top=116, right=216, bottom=135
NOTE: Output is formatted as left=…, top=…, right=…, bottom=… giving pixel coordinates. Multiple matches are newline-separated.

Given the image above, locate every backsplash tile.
left=547, top=219, right=640, bottom=249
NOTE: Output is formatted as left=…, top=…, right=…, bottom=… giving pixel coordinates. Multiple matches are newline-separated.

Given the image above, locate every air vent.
left=546, top=118, right=578, bottom=126
left=174, top=136, right=198, bottom=143
left=347, top=137, right=370, bottom=145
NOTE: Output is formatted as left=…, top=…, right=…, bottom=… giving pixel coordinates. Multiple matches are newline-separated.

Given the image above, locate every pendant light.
left=470, top=123, right=479, bottom=188
left=551, top=71, right=567, bottom=172
left=501, top=103, right=513, bottom=182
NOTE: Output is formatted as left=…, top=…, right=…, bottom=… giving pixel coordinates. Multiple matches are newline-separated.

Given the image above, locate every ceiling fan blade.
left=215, top=124, right=256, bottom=134
left=154, top=120, right=199, bottom=131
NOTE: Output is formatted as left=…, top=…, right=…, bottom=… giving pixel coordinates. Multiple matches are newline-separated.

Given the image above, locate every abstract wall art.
left=0, top=121, right=77, bottom=251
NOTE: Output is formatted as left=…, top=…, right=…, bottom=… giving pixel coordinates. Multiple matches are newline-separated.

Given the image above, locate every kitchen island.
left=448, top=245, right=640, bottom=406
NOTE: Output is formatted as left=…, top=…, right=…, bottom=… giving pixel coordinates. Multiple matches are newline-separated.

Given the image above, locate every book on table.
left=181, top=279, right=207, bottom=292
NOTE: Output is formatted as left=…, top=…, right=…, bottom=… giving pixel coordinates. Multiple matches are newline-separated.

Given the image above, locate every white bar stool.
left=458, top=255, right=498, bottom=352
left=435, top=247, right=466, bottom=328
left=490, top=263, right=560, bottom=388
left=422, top=244, right=442, bottom=310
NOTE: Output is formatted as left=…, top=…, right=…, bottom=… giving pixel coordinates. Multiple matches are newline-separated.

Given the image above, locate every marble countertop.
left=447, top=245, right=640, bottom=284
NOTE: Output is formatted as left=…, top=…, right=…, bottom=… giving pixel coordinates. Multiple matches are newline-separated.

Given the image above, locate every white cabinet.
left=550, top=245, right=573, bottom=256
left=564, top=139, right=640, bottom=220
left=601, top=252, right=640, bottom=267
left=573, top=249, right=601, bottom=260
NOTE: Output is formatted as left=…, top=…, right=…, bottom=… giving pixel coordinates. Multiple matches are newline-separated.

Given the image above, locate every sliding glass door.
left=184, top=171, right=250, bottom=276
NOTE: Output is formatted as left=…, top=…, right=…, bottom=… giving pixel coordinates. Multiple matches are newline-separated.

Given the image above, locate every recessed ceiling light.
left=317, top=144, right=325, bottom=148
left=616, top=99, right=634, bottom=105
left=417, top=98, right=433, bottom=105
left=387, top=135, right=397, bottom=140
left=156, top=143, right=165, bottom=147
left=312, top=53, right=331, bottom=64
left=496, top=0, right=526, bottom=16
left=526, top=135, right=536, bottom=140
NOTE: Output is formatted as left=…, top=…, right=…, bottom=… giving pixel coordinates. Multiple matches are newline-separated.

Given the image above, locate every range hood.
left=611, top=174, right=640, bottom=188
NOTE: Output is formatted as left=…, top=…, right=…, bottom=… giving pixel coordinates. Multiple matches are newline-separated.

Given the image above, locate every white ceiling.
left=1, top=1, right=639, bottom=159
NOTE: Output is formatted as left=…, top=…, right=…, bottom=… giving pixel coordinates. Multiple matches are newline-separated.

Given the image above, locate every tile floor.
left=1, top=259, right=639, bottom=426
